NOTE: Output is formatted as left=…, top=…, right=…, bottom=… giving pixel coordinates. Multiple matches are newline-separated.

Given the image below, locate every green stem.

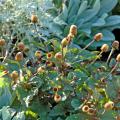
left=106, top=48, right=114, bottom=64
left=81, top=39, right=95, bottom=51
left=105, top=62, right=119, bottom=79
left=34, top=23, right=48, bottom=52
left=91, top=51, right=103, bottom=64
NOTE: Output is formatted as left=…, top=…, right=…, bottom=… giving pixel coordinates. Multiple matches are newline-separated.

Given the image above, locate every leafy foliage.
left=0, top=0, right=120, bottom=120
left=43, top=0, right=120, bottom=49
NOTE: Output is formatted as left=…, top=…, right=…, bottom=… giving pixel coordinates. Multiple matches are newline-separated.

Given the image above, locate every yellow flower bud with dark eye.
left=82, top=105, right=89, bottom=112
left=35, top=51, right=41, bottom=58
left=53, top=87, right=59, bottom=92
left=61, top=37, right=69, bottom=47
left=69, top=25, right=77, bottom=36
left=55, top=52, right=62, bottom=60
left=112, top=41, right=119, bottom=50
left=87, top=108, right=96, bottom=115
left=17, top=42, right=25, bottom=51
left=0, top=39, right=5, bottom=46
left=104, top=101, right=114, bottom=110
left=31, top=14, right=38, bottom=23
left=94, top=33, right=103, bottom=41
left=47, top=52, right=53, bottom=59
left=54, top=94, right=61, bottom=103
left=37, top=66, right=45, bottom=73
left=15, top=52, right=23, bottom=61
left=46, top=61, right=53, bottom=67
left=101, top=44, right=109, bottom=52
left=10, top=71, right=19, bottom=80
left=116, top=54, right=120, bottom=62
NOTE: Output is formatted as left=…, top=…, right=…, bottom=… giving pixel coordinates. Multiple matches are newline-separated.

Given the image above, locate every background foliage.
left=0, top=0, right=120, bottom=120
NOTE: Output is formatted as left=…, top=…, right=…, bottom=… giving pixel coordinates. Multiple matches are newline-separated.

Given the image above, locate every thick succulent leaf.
left=99, top=0, right=118, bottom=15
left=92, top=18, right=106, bottom=27
left=80, top=0, right=100, bottom=23
left=80, top=22, right=92, bottom=35
left=68, top=0, right=81, bottom=20
left=0, top=86, right=12, bottom=108
left=101, top=29, right=115, bottom=41
left=105, top=15, right=120, bottom=26
left=77, top=0, right=88, bottom=18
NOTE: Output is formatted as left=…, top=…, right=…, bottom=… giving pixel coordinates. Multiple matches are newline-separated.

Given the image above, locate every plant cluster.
left=0, top=20, right=120, bottom=119
left=43, top=0, right=120, bottom=50
left=0, top=0, right=120, bottom=120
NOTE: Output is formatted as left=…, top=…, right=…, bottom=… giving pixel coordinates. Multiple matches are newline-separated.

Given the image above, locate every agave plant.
left=42, top=0, right=120, bottom=50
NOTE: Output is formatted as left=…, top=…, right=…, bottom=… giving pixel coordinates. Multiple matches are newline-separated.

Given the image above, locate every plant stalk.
left=106, top=48, right=114, bottom=64
left=91, top=51, right=103, bottom=64
left=105, top=62, right=119, bottom=79
left=81, top=39, right=95, bottom=51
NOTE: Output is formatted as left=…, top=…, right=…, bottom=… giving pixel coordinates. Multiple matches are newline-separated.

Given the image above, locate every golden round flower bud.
left=47, top=52, right=53, bottom=59
left=10, top=71, right=19, bottom=80
left=37, top=66, right=45, bottom=73
left=35, top=51, right=41, bottom=58
left=15, top=52, right=23, bottom=61
left=54, top=94, right=61, bottom=103
left=69, top=25, right=77, bottom=36
left=112, top=41, right=119, bottom=50
left=0, top=39, right=5, bottom=46
left=116, top=54, right=120, bottom=62
left=17, top=42, right=25, bottom=51
left=55, top=52, right=62, bottom=60
left=46, top=61, right=53, bottom=67
left=53, top=87, right=59, bottom=92
left=87, top=108, right=96, bottom=115
left=31, top=14, right=38, bottom=23
left=82, top=105, right=89, bottom=112
left=101, top=44, right=109, bottom=52
left=104, top=101, right=114, bottom=110
left=67, top=33, right=74, bottom=39
left=61, top=37, right=69, bottom=47
left=94, top=33, right=103, bottom=41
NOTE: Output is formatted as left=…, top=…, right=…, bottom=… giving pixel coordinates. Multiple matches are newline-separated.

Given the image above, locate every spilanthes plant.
left=0, top=0, right=120, bottom=119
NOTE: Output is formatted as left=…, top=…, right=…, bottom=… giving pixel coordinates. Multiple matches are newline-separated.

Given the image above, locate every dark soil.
left=100, top=29, right=120, bottom=61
